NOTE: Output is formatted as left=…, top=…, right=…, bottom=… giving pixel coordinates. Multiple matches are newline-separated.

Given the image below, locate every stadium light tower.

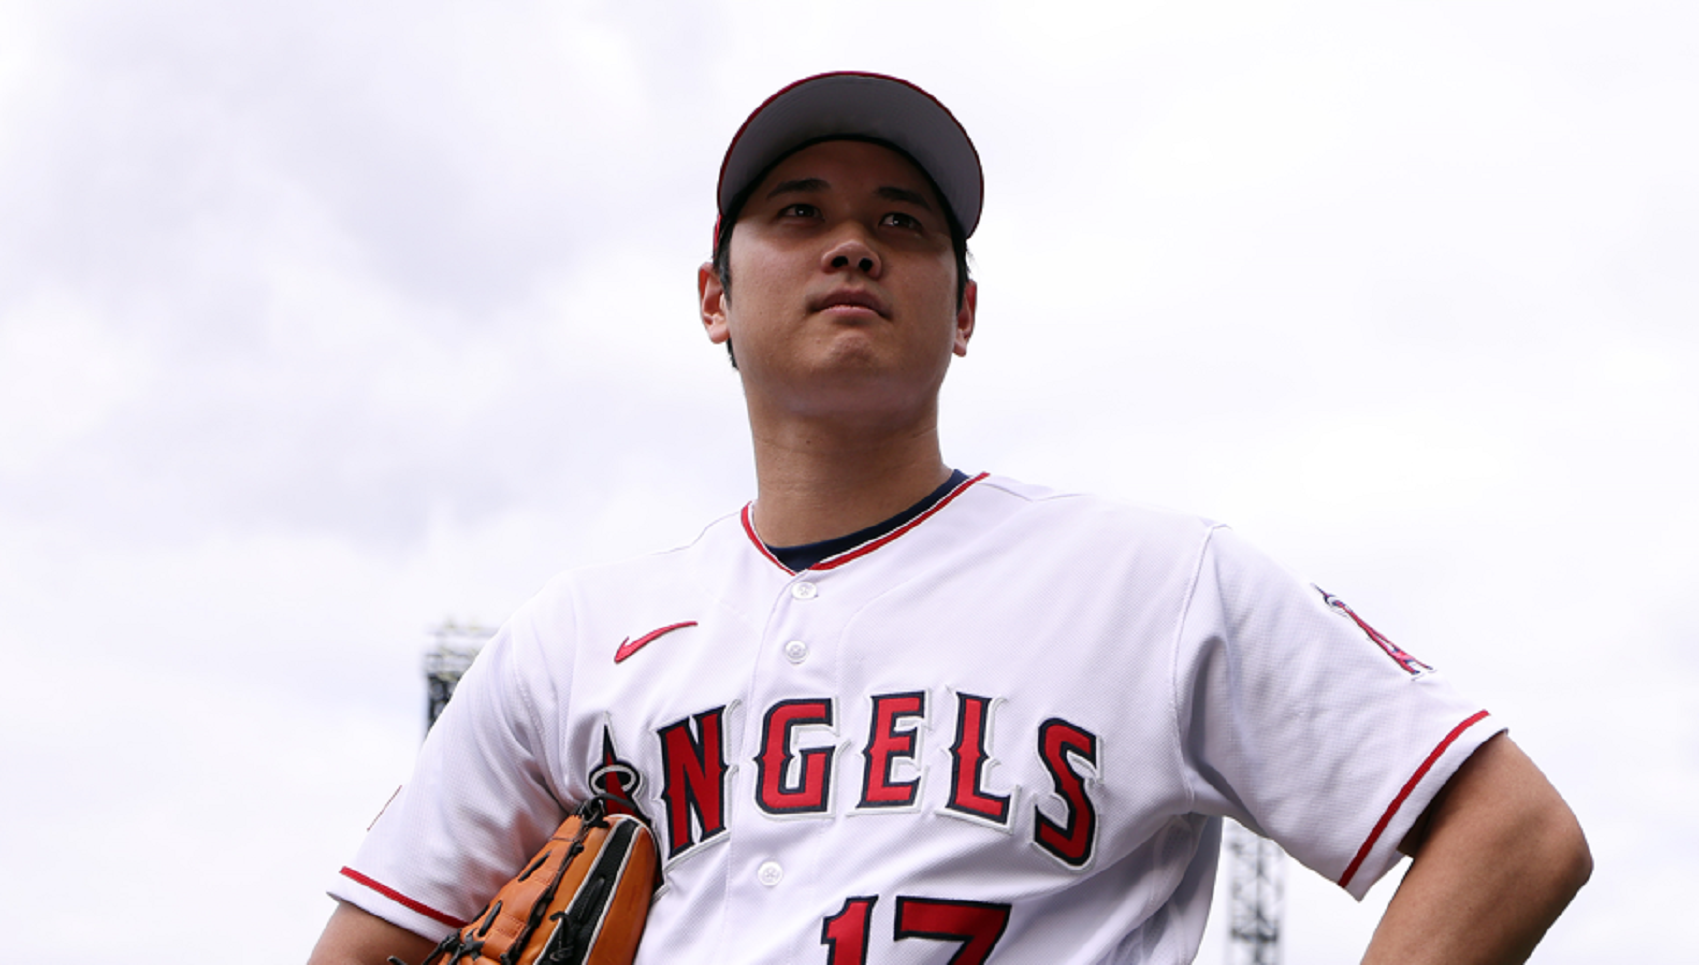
left=1225, top=819, right=1285, bottom=965
left=423, top=619, right=494, bottom=730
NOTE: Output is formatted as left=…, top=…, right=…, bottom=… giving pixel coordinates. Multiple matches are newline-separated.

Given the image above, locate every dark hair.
left=712, top=138, right=973, bottom=368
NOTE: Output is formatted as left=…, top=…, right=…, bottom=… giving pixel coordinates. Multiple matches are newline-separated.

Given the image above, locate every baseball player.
left=308, top=73, right=1590, bottom=965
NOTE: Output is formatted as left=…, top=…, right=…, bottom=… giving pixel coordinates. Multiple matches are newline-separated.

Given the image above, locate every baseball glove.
left=396, top=796, right=658, bottom=965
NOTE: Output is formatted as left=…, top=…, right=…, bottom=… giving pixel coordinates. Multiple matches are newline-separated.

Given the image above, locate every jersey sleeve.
left=1173, top=525, right=1502, bottom=899
left=326, top=579, right=578, bottom=939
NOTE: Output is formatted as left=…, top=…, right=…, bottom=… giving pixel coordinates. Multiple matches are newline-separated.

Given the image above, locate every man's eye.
left=882, top=212, right=922, bottom=230
left=780, top=203, right=820, bottom=218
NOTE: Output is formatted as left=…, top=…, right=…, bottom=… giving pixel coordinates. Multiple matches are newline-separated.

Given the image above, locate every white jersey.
left=330, top=474, right=1498, bottom=964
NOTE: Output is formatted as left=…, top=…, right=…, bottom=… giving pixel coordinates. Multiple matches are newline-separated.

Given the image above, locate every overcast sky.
left=2, top=1, right=1693, bottom=962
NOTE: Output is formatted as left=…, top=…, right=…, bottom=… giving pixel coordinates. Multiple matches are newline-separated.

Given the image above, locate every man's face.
left=699, top=139, right=976, bottom=425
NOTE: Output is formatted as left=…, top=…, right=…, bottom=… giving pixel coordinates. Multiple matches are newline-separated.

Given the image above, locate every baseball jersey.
left=331, top=473, right=1499, bottom=964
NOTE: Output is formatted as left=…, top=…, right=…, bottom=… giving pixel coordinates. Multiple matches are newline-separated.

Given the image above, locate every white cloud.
left=0, top=292, right=155, bottom=472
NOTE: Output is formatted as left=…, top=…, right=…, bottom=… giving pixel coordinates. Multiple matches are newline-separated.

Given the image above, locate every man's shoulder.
left=539, top=507, right=748, bottom=591
left=503, top=508, right=749, bottom=647
left=970, top=473, right=1222, bottom=542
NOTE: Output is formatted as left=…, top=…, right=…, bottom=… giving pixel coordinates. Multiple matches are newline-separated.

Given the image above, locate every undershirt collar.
left=766, top=469, right=970, bottom=572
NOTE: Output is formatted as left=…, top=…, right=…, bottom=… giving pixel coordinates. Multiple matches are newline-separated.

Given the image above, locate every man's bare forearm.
left=306, top=901, right=442, bottom=965
left=1363, top=733, right=1591, bottom=965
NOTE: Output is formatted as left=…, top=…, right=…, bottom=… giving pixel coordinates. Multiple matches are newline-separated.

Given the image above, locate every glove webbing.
left=393, top=796, right=627, bottom=965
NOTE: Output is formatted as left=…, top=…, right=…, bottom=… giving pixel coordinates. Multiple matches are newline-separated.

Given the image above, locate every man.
left=309, top=72, right=1589, bottom=965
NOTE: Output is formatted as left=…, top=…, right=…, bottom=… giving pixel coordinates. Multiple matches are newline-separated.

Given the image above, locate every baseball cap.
left=715, top=71, right=983, bottom=242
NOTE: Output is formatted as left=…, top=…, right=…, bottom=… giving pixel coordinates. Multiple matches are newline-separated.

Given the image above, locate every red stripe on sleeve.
left=1337, top=709, right=1492, bottom=891
left=339, top=867, right=468, bottom=929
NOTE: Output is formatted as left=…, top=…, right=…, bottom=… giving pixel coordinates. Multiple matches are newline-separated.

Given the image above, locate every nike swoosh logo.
left=613, top=621, right=698, bottom=663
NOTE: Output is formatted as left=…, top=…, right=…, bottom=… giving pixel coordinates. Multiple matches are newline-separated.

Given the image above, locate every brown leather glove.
left=404, top=797, right=658, bottom=965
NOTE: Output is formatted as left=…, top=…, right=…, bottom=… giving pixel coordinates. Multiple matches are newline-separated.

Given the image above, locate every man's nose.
left=821, top=233, right=881, bottom=277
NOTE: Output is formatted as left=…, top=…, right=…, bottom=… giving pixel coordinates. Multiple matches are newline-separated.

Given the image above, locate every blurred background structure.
left=1226, top=821, right=1286, bottom=965
left=423, top=621, right=492, bottom=730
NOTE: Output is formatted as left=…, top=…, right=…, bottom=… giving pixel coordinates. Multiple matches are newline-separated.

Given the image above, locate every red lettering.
left=656, top=706, right=728, bottom=859
left=756, top=698, right=836, bottom=815
left=945, top=693, right=1010, bottom=825
left=1033, top=718, right=1099, bottom=867
left=860, top=692, right=926, bottom=809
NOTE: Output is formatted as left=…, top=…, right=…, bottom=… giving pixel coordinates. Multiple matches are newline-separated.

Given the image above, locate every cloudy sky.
left=2, top=1, right=1693, bottom=961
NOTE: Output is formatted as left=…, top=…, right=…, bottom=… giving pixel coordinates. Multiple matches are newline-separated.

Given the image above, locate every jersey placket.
left=722, top=563, right=849, bottom=960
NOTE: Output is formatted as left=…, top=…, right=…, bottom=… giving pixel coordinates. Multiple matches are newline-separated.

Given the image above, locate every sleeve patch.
left=1314, top=585, right=1434, bottom=677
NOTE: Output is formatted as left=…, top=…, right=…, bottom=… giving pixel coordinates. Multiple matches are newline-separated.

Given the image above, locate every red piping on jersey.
left=815, top=472, right=988, bottom=570
left=1337, top=709, right=1492, bottom=891
left=740, top=472, right=989, bottom=574
left=339, top=867, right=468, bottom=929
left=741, top=508, right=792, bottom=572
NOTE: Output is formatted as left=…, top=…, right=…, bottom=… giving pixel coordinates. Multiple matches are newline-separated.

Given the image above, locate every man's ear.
left=699, top=262, right=730, bottom=345
left=953, top=280, right=977, bottom=357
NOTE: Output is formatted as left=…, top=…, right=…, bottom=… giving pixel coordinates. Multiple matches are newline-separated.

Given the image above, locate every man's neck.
left=746, top=413, right=953, bottom=548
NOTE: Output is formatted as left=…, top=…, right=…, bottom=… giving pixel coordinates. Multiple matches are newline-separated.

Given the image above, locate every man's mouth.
left=811, top=288, right=889, bottom=318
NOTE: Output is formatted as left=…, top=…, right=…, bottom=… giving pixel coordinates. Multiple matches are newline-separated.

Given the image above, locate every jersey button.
left=757, top=860, right=784, bottom=886
left=784, top=640, right=808, bottom=663
left=790, top=581, right=818, bottom=600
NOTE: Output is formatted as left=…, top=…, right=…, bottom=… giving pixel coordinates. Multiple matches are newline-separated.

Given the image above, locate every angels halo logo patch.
left=1314, top=586, right=1434, bottom=677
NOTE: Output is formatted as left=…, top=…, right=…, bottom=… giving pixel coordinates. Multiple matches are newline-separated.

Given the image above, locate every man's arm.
left=306, top=901, right=442, bottom=965
left=1364, top=732, right=1592, bottom=965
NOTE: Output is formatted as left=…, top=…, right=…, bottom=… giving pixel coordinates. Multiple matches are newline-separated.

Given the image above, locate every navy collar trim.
left=742, top=469, right=980, bottom=574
